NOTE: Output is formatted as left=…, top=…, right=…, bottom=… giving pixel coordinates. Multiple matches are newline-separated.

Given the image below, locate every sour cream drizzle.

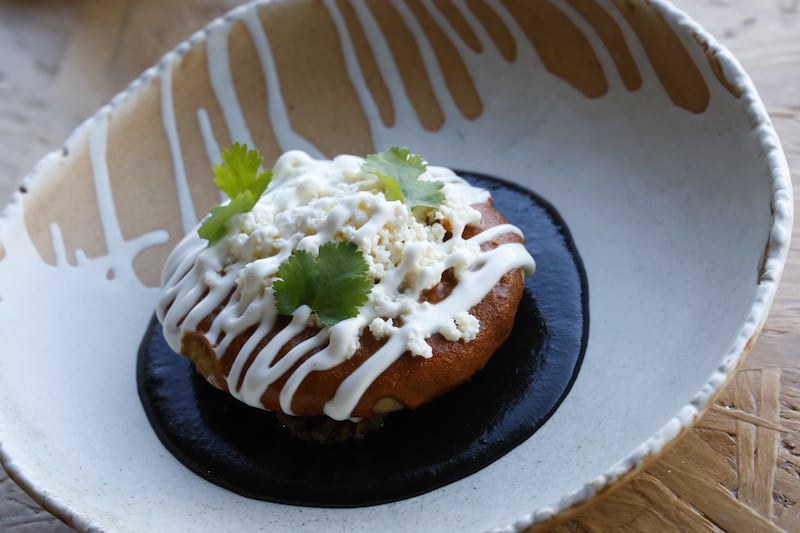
left=156, top=151, right=535, bottom=420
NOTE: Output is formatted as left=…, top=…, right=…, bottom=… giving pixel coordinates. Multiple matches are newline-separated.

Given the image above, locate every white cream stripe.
left=157, top=150, right=534, bottom=419
left=241, top=5, right=324, bottom=158
left=160, top=64, right=198, bottom=233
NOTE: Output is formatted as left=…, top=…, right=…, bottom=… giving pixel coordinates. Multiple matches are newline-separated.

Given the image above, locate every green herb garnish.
left=198, top=143, right=272, bottom=244
left=272, top=241, right=372, bottom=326
left=362, top=146, right=444, bottom=211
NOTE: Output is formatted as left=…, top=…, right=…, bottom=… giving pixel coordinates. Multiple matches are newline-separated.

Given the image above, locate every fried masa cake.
left=156, top=147, right=535, bottom=428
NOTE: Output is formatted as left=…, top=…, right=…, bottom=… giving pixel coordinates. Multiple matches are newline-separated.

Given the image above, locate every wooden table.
left=0, top=1, right=797, bottom=530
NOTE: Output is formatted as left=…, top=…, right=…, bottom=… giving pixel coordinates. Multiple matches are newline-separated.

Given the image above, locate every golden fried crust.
left=180, top=201, right=525, bottom=418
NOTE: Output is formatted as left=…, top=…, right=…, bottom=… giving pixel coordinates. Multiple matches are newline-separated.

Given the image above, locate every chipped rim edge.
left=0, top=0, right=793, bottom=531
left=501, top=0, right=794, bottom=531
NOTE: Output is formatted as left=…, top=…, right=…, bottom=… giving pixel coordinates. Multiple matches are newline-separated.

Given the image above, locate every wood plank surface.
left=0, top=0, right=797, bottom=531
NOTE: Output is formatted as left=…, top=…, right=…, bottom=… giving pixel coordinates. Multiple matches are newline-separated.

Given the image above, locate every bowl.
left=0, top=0, right=792, bottom=531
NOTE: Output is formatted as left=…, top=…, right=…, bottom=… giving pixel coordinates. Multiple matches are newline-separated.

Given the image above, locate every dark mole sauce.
left=137, top=171, right=589, bottom=507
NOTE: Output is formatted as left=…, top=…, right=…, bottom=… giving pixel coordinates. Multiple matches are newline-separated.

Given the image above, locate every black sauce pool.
left=137, top=171, right=589, bottom=507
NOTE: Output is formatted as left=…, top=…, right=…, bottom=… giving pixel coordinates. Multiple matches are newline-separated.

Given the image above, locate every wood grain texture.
left=0, top=0, right=797, bottom=531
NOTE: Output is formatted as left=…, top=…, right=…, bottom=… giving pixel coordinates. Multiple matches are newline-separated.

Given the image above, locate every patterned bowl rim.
left=0, top=0, right=793, bottom=531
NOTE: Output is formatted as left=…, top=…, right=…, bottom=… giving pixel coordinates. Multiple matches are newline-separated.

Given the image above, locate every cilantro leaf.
left=272, top=249, right=316, bottom=317
left=198, top=143, right=272, bottom=245
left=363, top=146, right=445, bottom=211
left=197, top=191, right=256, bottom=244
left=273, top=241, right=372, bottom=326
left=213, top=143, right=272, bottom=200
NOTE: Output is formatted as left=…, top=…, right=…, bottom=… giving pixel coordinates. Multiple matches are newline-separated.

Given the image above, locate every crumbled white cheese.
left=454, top=310, right=480, bottom=342
left=158, top=149, right=538, bottom=420
left=218, top=150, right=493, bottom=352
left=408, top=329, right=433, bottom=358
left=438, top=311, right=479, bottom=342
left=369, top=317, right=396, bottom=340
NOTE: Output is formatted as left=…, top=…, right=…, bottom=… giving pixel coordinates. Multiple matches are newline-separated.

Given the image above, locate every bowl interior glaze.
left=0, top=0, right=791, bottom=531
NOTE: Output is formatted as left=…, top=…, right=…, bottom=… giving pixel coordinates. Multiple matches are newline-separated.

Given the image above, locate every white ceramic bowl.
left=0, top=0, right=792, bottom=531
